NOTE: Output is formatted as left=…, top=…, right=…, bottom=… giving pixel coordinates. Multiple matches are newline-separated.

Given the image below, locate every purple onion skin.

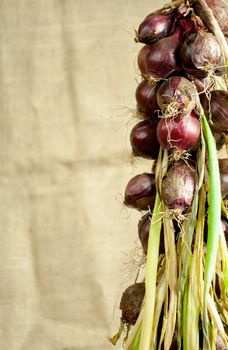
left=219, top=158, right=228, bottom=198
left=156, top=111, right=201, bottom=152
left=181, top=32, right=222, bottom=78
left=156, top=76, right=197, bottom=114
left=130, top=120, right=160, bottom=159
left=177, top=15, right=202, bottom=39
left=124, top=173, right=156, bottom=210
left=138, top=213, right=165, bottom=254
left=120, top=282, right=145, bottom=325
left=194, top=0, right=228, bottom=35
left=161, top=160, right=197, bottom=213
left=143, top=29, right=182, bottom=78
left=136, top=79, right=160, bottom=118
left=138, top=45, right=151, bottom=75
left=201, top=90, right=228, bottom=133
left=190, top=76, right=213, bottom=93
left=137, top=12, right=174, bottom=44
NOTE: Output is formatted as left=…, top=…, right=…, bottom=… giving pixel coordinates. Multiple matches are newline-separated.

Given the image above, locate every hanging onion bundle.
left=110, top=1, right=228, bottom=349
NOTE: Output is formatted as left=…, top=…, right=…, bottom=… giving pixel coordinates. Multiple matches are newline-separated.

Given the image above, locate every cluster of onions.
left=111, top=0, right=228, bottom=349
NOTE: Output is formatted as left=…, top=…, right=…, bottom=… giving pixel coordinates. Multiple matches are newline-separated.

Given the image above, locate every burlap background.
left=0, top=1, right=166, bottom=349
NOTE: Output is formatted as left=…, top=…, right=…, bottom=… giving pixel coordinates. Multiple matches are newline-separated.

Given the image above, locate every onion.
left=137, top=45, right=151, bottom=75
left=142, top=28, right=182, bottom=78
left=161, top=160, right=197, bottom=213
left=138, top=213, right=165, bottom=254
left=120, top=282, right=145, bottom=325
left=156, top=111, right=201, bottom=152
left=180, top=32, right=222, bottom=77
left=135, top=79, right=160, bottom=118
left=136, top=12, right=174, bottom=44
left=177, top=16, right=202, bottom=37
left=201, top=90, right=228, bottom=133
left=156, top=76, right=197, bottom=115
left=219, top=158, right=228, bottom=198
left=193, top=0, right=228, bottom=36
left=190, top=76, right=214, bottom=93
left=130, top=120, right=160, bottom=159
left=124, top=173, right=156, bottom=210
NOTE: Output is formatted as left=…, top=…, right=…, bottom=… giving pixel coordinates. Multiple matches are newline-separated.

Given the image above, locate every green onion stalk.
left=201, top=115, right=228, bottom=348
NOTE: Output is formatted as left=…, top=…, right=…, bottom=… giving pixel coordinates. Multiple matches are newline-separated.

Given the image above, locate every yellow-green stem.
left=139, top=193, right=162, bottom=350
left=202, top=115, right=221, bottom=347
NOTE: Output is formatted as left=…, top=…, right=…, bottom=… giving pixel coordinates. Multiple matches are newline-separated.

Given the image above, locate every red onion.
left=156, top=111, right=201, bottom=152
left=177, top=15, right=202, bottom=38
left=181, top=32, right=222, bottom=77
left=120, top=282, right=145, bottom=325
left=161, top=160, right=197, bottom=213
left=136, top=12, right=174, bottom=44
left=156, top=76, right=197, bottom=115
left=138, top=213, right=165, bottom=254
left=201, top=90, right=228, bottom=133
left=190, top=76, right=214, bottom=93
left=193, top=0, right=228, bottom=36
left=142, top=28, right=182, bottom=78
left=137, top=45, right=151, bottom=75
left=130, top=120, right=160, bottom=159
left=124, top=173, right=156, bottom=210
left=135, top=79, right=160, bottom=118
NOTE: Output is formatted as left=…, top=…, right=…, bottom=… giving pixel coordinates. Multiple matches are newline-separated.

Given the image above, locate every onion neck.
left=170, top=26, right=182, bottom=42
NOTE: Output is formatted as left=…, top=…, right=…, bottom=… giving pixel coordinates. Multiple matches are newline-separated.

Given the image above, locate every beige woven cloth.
left=0, top=1, right=166, bottom=349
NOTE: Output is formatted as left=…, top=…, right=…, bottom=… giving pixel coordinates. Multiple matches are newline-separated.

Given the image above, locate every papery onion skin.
left=156, top=76, right=197, bottom=114
left=190, top=76, right=214, bottom=93
left=135, top=79, right=160, bottom=118
left=138, top=213, right=165, bottom=254
left=136, top=12, right=174, bottom=44
left=180, top=32, right=222, bottom=78
left=120, top=283, right=145, bottom=325
left=201, top=90, right=228, bottom=133
left=156, top=111, right=201, bottom=152
left=193, top=0, right=228, bottom=36
left=124, top=173, right=156, bottom=210
left=130, top=120, right=160, bottom=159
left=161, top=160, right=197, bottom=212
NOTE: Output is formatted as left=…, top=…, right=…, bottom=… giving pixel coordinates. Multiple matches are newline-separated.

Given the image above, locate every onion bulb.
left=141, top=29, right=182, bottom=78
left=161, top=160, right=197, bottom=213
left=194, top=0, right=228, bottom=35
left=136, top=12, right=174, bottom=44
left=156, top=111, right=201, bottom=152
left=120, top=283, right=145, bottom=325
left=135, top=79, right=160, bottom=118
left=124, top=173, right=156, bottom=210
left=181, top=32, right=222, bottom=77
left=201, top=90, right=228, bottom=133
left=130, top=120, right=160, bottom=159
left=157, top=76, right=197, bottom=115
